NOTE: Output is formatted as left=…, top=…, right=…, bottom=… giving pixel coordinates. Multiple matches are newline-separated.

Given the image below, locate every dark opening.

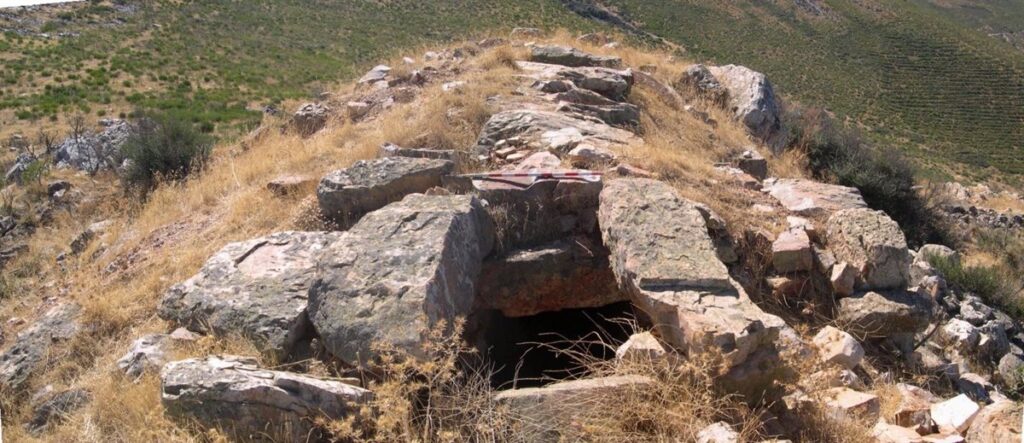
left=474, top=301, right=635, bottom=389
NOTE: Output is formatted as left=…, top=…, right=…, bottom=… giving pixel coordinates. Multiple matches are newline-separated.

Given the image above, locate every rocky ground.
left=0, top=30, right=1022, bottom=442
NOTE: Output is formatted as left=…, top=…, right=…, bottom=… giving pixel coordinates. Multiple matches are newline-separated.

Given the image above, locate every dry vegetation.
left=2, top=32, right=859, bottom=442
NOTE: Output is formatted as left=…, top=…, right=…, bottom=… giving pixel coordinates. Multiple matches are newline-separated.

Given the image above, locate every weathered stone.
left=836, top=290, right=932, bottom=339
left=615, top=332, right=667, bottom=361
left=558, top=101, right=640, bottom=127
left=0, top=304, right=80, bottom=391
left=678, top=64, right=726, bottom=103
left=292, top=102, right=331, bottom=137
left=266, top=174, right=314, bottom=196
left=26, top=388, right=91, bottom=435
left=894, top=383, right=938, bottom=433
left=529, top=45, right=622, bottom=68
left=161, top=355, right=371, bottom=441
left=494, top=375, right=653, bottom=435
left=308, top=194, right=494, bottom=364
left=956, top=373, right=994, bottom=403
left=918, top=244, right=960, bottom=267
left=517, top=61, right=634, bottom=101
left=959, top=295, right=994, bottom=326
left=358, top=64, right=391, bottom=84
left=317, top=157, right=453, bottom=228
left=475, top=237, right=623, bottom=317
left=707, top=65, right=782, bottom=146
left=117, top=334, right=170, bottom=378
left=939, top=319, right=980, bottom=353
left=568, top=143, right=617, bottom=167
left=930, top=394, right=980, bottom=434
left=697, top=422, right=740, bottom=443
left=53, top=119, right=130, bottom=172
left=772, top=228, right=813, bottom=273
left=873, top=422, right=925, bottom=443
left=977, top=320, right=1010, bottom=360
left=474, top=109, right=639, bottom=154
left=831, top=262, right=858, bottom=297
left=812, top=326, right=864, bottom=369
left=4, top=153, right=35, bottom=184
left=633, top=70, right=685, bottom=109
left=826, top=208, right=912, bottom=290
left=159, top=232, right=341, bottom=360
left=965, top=400, right=1022, bottom=443
left=515, top=151, right=562, bottom=170
left=379, top=143, right=455, bottom=160
left=735, top=149, right=768, bottom=181
left=821, top=387, right=880, bottom=421
left=763, top=179, right=867, bottom=216
left=997, top=352, right=1024, bottom=389
left=346, top=101, right=371, bottom=119
left=599, top=179, right=782, bottom=369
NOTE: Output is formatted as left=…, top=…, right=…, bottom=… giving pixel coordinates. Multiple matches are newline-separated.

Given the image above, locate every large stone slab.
left=161, top=355, right=371, bottom=441
left=706, top=65, right=782, bottom=146
left=473, top=109, right=639, bottom=154
left=764, top=179, right=867, bottom=216
left=826, top=208, right=912, bottom=290
left=529, top=45, right=622, bottom=68
left=837, top=290, right=932, bottom=339
left=159, top=231, right=340, bottom=360
left=475, top=237, right=623, bottom=317
left=0, top=304, right=80, bottom=391
left=308, top=194, right=494, bottom=364
left=517, top=61, right=634, bottom=101
left=317, top=157, right=453, bottom=228
left=599, top=179, right=782, bottom=368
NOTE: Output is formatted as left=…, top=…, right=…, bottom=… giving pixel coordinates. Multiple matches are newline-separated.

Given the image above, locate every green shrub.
left=120, top=112, right=213, bottom=195
left=785, top=106, right=952, bottom=247
left=927, top=254, right=1021, bottom=317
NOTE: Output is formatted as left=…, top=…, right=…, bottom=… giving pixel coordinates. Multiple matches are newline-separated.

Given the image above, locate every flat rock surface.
left=764, top=179, right=867, bottom=216
left=529, top=45, right=622, bottom=68
left=317, top=157, right=453, bottom=228
left=308, top=194, right=494, bottom=364
left=159, top=231, right=342, bottom=360
left=161, top=355, right=371, bottom=441
left=837, top=290, right=932, bottom=339
left=474, top=109, right=639, bottom=154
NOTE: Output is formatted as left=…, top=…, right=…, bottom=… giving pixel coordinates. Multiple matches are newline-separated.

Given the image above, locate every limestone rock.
left=697, top=421, right=740, bottom=443
left=772, top=228, right=813, bottom=273
left=515, top=151, right=562, bottom=170
left=836, top=290, right=932, bottom=339
left=821, top=387, right=880, bottom=421
left=894, top=383, right=938, bottom=433
left=159, top=232, right=341, bottom=360
left=0, top=304, right=80, bottom=391
left=474, top=109, right=639, bottom=154
left=955, top=373, right=994, bottom=403
left=358, top=64, right=391, bottom=84
left=831, top=262, right=858, bottom=297
left=930, top=394, right=980, bottom=434
left=615, top=332, right=667, bottom=361
left=53, top=119, right=130, bottom=172
left=939, top=319, right=980, bottom=353
left=959, top=295, right=994, bottom=326
left=736, top=149, right=768, bottom=181
left=161, top=355, right=371, bottom=441
left=707, top=65, right=782, bottom=146
left=517, top=61, right=634, bottom=101
left=475, top=238, right=622, bottom=317
left=308, top=194, right=494, bottom=364
left=292, top=102, right=330, bottom=137
left=997, top=352, right=1024, bottom=389
left=764, top=179, right=867, bottom=216
left=117, top=334, right=170, bottom=378
left=826, top=208, right=912, bottom=290
left=812, top=326, right=864, bottom=369
left=317, top=157, right=453, bottom=228
left=26, top=388, right=91, bottom=435
left=568, top=143, right=617, bottom=167
left=965, top=400, right=1022, bottom=443
left=529, top=45, right=622, bottom=68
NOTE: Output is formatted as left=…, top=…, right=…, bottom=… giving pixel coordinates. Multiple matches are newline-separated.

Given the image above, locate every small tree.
left=120, top=112, right=212, bottom=197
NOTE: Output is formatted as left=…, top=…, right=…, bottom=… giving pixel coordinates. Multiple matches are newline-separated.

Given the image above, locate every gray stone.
left=378, top=143, right=454, bottom=161
left=615, top=332, right=667, bottom=361
left=53, top=119, right=130, bottom=172
left=678, top=64, right=726, bottom=103
left=161, top=355, right=371, bottom=441
left=697, top=422, right=740, bottom=443
left=159, top=232, right=341, bottom=360
left=831, top=262, right=858, bottom=297
left=960, top=295, right=994, bottom=326
left=812, top=326, right=864, bottom=369
left=317, top=157, right=453, bottom=228
left=529, top=45, right=622, bottom=68
left=736, top=149, right=768, bottom=181
left=893, top=383, right=938, bottom=433
left=474, top=109, right=639, bottom=154
left=358, top=64, right=391, bottom=84
left=707, top=65, right=783, bottom=147
left=4, top=153, right=35, bottom=184
left=764, top=178, right=867, bottom=216
left=517, top=61, right=634, bottom=101
left=0, top=304, right=80, bottom=391
left=26, top=388, right=91, bottom=435
left=772, top=228, right=813, bottom=273
left=837, top=291, right=932, bottom=339
left=475, top=237, right=623, bottom=317
left=292, top=102, right=330, bottom=137
left=117, top=333, right=170, bottom=378
left=997, top=352, right=1024, bottom=389
left=826, top=208, right=912, bottom=290
left=965, top=400, right=1022, bottom=443
left=918, top=244, right=960, bottom=267
left=956, top=373, right=994, bottom=403
left=308, top=194, right=494, bottom=364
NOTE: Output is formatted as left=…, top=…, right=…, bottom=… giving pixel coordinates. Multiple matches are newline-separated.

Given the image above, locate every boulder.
left=706, top=65, right=782, bottom=146
left=159, top=231, right=341, bottom=360
left=117, top=334, right=170, bottom=378
left=599, top=179, right=782, bottom=370
left=873, top=423, right=925, bottom=443
left=557, top=101, right=640, bottom=127
left=4, top=153, right=35, bottom=184
left=836, top=290, right=932, bottom=339
left=292, top=102, right=331, bottom=137
left=772, top=228, right=813, bottom=273
left=930, top=394, right=980, bottom=434
left=529, top=45, right=622, bottom=68
left=308, top=194, right=494, bottom=364
left=568, top=143, right=617, bottom=167
left=53, top=119, right=130, bottom=172
left=939, top=319, right=980, bottom=353
left=764, top=179, right=867, bottom=216
left=26, top=388, right=91, bottom=435
left=0, top=304, right=80, bottom=391
left=955, top=373, right=994, bottom=403
left=474, top=109, right=639, bottom=154
left=697, top=422, right=740, bottom=443
left=893, top=383, right=938, bottom=433
left=678, top=64, right=727, bottom=104
left=615, top=332, right=668, bottom=361
left=161, top=355, right=371, bottom=441
left=977, top=320, right=1010, bottom=360
left=317, top=157, right=453, bottom=228
left=997, top=352, right=1024, bottom=389
left=821, top=387, right=880, bottom=421
left=357, top=64, right=391, bottom=84
left=959, top=295, right=994, bottom=326
left=517, top=61, right=634, bottom=101
left=830, top=262, right=858, bottom=297
left=965, top=400, right=1022, bottom=442
left=812, top=326, right=864, bottom=369
left=918, top=244, right=960, bottom=267
left=266, top=174, right=314, bottom=197
left=475, top=237, right=623, bottom=317
left=735, top=149, right=768, bottom=181
left=826, top=208, right=912, bottom=290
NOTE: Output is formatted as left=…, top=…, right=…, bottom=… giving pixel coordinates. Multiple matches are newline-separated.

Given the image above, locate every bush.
left=927, top=254, right=1021, bottom=317
left=120, top=112, right=212, bottom=195
left=785, top=107, right=951, bottom=247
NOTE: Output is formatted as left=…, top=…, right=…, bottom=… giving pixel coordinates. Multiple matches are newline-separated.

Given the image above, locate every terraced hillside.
left=586, top=0, right=1024, bottom=178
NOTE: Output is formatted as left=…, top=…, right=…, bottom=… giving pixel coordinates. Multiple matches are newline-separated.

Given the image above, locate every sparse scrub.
left=120, top=112, right=213, bottom=196
left=928, top=254, right=1019, bottom=316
